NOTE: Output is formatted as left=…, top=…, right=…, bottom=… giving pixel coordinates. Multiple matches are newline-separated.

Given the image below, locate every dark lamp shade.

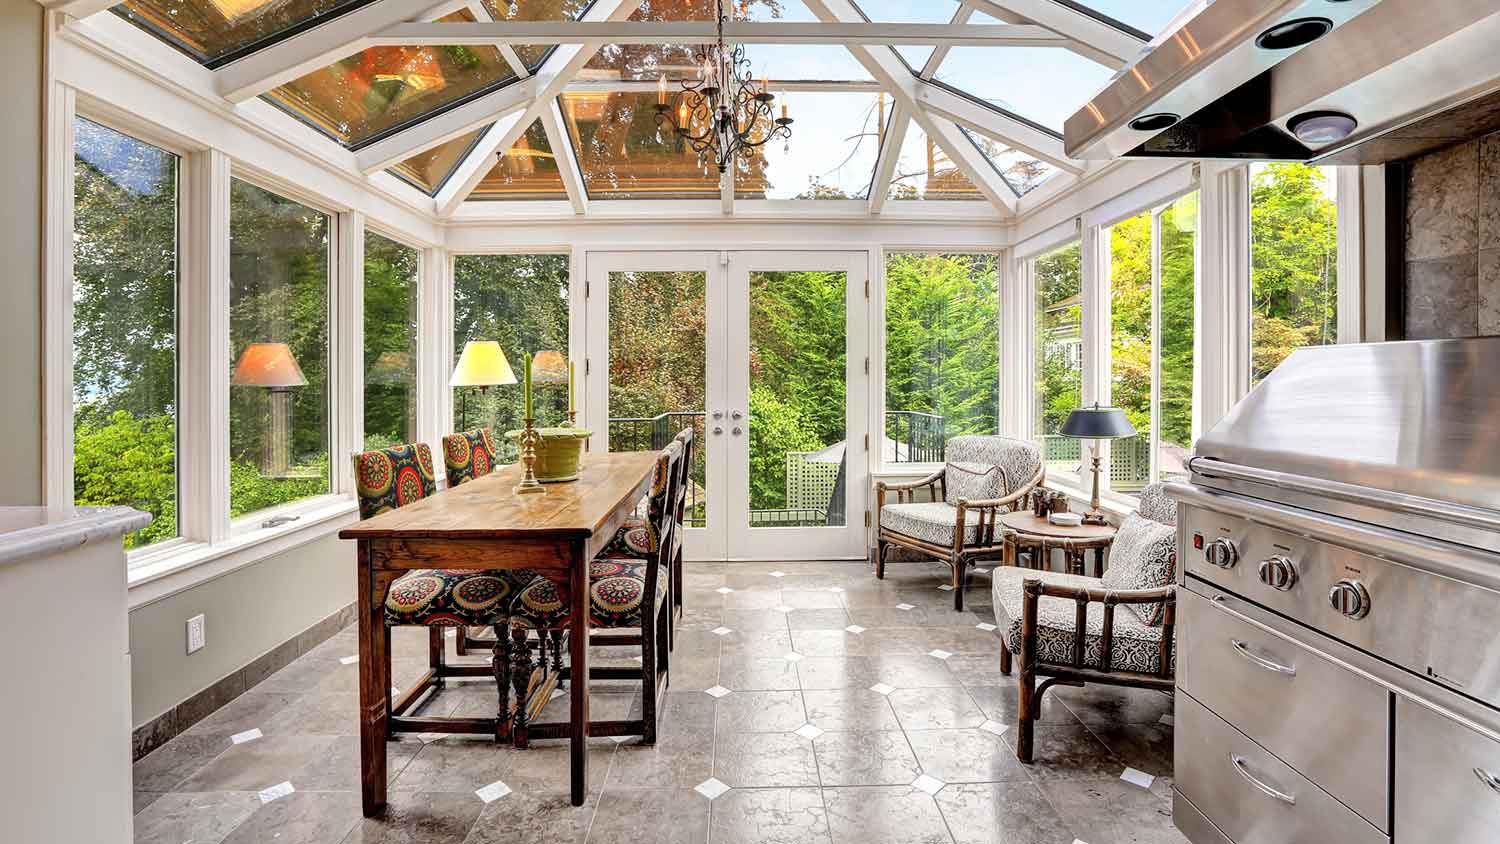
left=1059, top=406, right=1135, bottom=439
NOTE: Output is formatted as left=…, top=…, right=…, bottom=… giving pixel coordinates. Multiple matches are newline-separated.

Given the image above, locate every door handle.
left=1230, top=639, right=1297, bottom=676
left=712, top=410, right=724, bottom=420
left=731, top=410, right=745, bottom=420
left=712, top=426, right=724, bottom=435
left=1230, top=754, right=1296, bottom=805
left=732, top=426, right=743, bottom=436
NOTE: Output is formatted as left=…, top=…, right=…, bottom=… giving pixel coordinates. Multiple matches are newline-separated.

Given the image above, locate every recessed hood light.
left=1255, top=17, right=1334, bottom=51
left=1129, top=113, right=1180, bottom=132
left=1288, top=110, right=1359, bottom=144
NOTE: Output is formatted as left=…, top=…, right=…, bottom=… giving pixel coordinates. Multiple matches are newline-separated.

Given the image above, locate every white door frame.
left=726, top=251, right=870, bottom=561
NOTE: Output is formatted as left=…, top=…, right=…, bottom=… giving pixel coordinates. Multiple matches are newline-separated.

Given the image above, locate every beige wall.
left=0, top=0, right=45, bottom=506
left=129, top=533, right=354, bottom=728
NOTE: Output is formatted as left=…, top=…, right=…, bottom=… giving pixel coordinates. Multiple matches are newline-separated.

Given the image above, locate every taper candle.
left=568, top=359, right=576, bottom=414
left=522, top=351, right=534, bottom=419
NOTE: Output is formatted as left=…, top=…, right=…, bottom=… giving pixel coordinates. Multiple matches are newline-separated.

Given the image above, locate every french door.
left=584, top=251, right=869, bottom=561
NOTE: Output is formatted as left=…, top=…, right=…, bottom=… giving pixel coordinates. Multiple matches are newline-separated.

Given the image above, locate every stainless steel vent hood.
left=1064, top=0, right=1500, bottom=165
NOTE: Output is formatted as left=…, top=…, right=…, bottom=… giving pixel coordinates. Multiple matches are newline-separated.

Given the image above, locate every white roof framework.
left=64, top=0, right=1175, bottom=220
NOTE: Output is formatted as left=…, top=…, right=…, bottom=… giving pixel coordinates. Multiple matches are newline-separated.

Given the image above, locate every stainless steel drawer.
left=1396, top=697, right=1500, bottom=841
left=1176, top=692, right=1387, bottom=844
left=1179, top=589, right=1389, bottom=829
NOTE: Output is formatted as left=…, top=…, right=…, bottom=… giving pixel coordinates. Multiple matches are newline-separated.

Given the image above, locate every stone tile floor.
left=133, top=560, right=1186, bottom=844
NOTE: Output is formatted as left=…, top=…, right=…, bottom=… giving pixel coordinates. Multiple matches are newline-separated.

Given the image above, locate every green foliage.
left=1034, top=242, right=1083, bottom=436
left=73, top=410, right=177, bottom=548
left=229, top=457, right=329, bottom=519
left=747, top=385, right=823, bottom=510
left=363, top=233, right=419, bottom=448
left=1250, top=163, right=1337, bottom=383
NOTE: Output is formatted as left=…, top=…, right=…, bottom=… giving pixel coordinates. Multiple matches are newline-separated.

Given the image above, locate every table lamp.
left=232, top=342, right=308, bottom=477
left=450, top=341, right=517, bottom=430
left=1059, top=404, right=1136, bottom=526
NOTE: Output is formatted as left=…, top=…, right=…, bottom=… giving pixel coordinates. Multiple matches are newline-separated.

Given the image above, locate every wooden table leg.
left=567, top=538, right=591, bottom=807
left=1003, top=535, right=1015, bottom=569
left=1093, top=546, right=1105, bottom=578
left=358, top=544, right=395, bottom=817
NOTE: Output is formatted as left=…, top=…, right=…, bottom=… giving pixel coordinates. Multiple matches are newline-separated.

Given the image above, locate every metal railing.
left=884, top=410, right=947, bottom=463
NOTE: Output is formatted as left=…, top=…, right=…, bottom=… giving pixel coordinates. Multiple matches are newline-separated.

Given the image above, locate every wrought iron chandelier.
left=653, top=0, right=793, bottom=173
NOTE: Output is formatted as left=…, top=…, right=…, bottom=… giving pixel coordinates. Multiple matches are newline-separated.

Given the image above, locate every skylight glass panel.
left=480, top=0, right=593, bottom=66
left=1065, top=0, right=1189, bottom=39
left=112, top=0, right=376, bottom=66
left=851, top=0, right=962, bottom=70
left=387, top=127, right=485, bottom=195
left=962, top=128, right=1059, bottom=197
left=263, top=10, right=531, bottom=147
left=887, top=120, right=981, bottom=201
left=560, top=91, right=721, bottom=200
left=470, top=119, right=569, bottom=200
left=933, top=47, right=1113, bottom=132
left=738, top=91, right=887, bottom=200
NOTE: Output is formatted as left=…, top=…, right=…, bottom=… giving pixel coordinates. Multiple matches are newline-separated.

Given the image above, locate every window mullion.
left=333, top=211, right=364, bottom=494
left=1150, top=210, right=1163, bottom=483
left=416, top=247, right=453, bottom=449
left=179, top=148, right=232, bottom=545
left=1080, top=218, right=1113, bottom=491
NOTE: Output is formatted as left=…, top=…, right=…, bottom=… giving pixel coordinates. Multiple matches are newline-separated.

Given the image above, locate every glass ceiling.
left=561, top=91, right=721, bottom=200
left=113, top=0, right=377, bottom=66
left=388, top=126, right=485, bottom=195
left=740, top=90, right=886, bottom=200
left=963, top=129, right=1058, bottom=197
left=887, top=118, right=979, bottom=202
left=471, top=118, right=568, bottom=200
left=933, top=45, right=1114, bottom=133
left=852, top=0, right=962, bottom=71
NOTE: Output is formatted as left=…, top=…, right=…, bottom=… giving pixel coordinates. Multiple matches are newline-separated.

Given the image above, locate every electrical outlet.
left=186, top=614, right=206, bottom=654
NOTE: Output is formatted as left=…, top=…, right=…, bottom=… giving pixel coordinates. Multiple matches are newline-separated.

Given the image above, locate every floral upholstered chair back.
left=442, top=428, right=500, bottom=486
left=1136, top=482, right=1178, bottom=527
left=606, top=440, right=684, bottom=561
left=354, top=443, right=438, bottom=519
left=944, top=436, right=1043, bottom=499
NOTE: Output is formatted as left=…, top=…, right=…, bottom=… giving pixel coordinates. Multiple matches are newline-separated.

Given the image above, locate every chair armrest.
left=957, top=463, right=1046, bottom=511
left=1020, top=577, right=1176, bottom=677
left=876, top=468, right=945, bottom=492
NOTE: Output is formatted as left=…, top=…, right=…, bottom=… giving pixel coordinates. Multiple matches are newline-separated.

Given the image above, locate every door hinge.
left=863, top=356, right=870, bottom=375
left=585, top=280, right=591, bottom=298
left=864, top=510, right=872, bottom=528
left=864, top=433, right=870, bottom=451
left=864, top=279, right=870, bottom=298
left=585, top=358, right=590, bottom=376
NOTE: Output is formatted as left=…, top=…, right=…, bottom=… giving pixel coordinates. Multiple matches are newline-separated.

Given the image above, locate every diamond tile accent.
left=633, top=655, right=644, bottom=663
left=1121, top=767, right=1155, bottom=789
left=927, top=649, right=953, bottom=660
left=550, top=688, right=565, bottom=700
left=870, top=682, right=896, bottom=696
left=828, top=586, right=845, bottom=593
left=896, top=603, right=915, bottom=611
left=769, top=571, right=786, bottom=578
left=711, top=626, right=733, bottom=636
left=716, top=586, right=735, bottom=594
left=794, top=722, right=825, bottom=740
left=258, top=781, right=295, bottom=804
left=230, top=728, right=262, bottom=745
left=911, top=773, right=945, bottom=795
left=979, top=719, right=1009, bottom=736
left=783, top=651, right=804, bottom=663
left=339, top=655, right=358, bottom=665
left=694, top=777, right=731, bottom=800
left=976, top=622, right=998, bottom=632
left=844, top=624, right=866, bottom=634
left=774, top=605, right=794, bottom=614
left=705, top=685, right=732, bottom=698
left=610, top=735, right=632, bottom=744
left=937, top=584, right=954, bottom=592
left=476, top=780, right=512, bottom=803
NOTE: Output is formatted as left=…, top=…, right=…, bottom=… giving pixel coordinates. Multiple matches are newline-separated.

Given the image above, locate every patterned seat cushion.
left=509, top=559, right=668, bottom=630
left=384, top=569, right=540, bottom=627
left=1101, top=513, right=1177, bottom=626
left=991, top=566, right=1174, bottom=675
left=944, top=462, right=1003, bottom=506
left=880, top=501, right=981, bottom=547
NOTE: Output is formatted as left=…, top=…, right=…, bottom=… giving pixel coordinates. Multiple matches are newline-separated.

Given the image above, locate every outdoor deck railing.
left=884, top=410, right=947, bottom=463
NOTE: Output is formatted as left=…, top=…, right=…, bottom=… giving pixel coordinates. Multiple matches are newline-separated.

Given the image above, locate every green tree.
left=1251, top=163, right=1337, bottom=383
left=363, top=232, right=419, bottom=448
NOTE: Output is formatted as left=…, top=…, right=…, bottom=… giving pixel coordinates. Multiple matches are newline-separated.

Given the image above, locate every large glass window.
left=1108, top=211, right=1153, bottom=492
left=1250, top=163, right=1338, bottom=385
left=363, top=232, right=419, bottom=450
left=229, top=180, right=331, bottom=518
left=1033, top=242, right=1083, bottom=478
left=1159, top=193, right=1198, bottom=482
left=884, top=253, right=998, bottom=465
left=452, top=254, right=570, bottom=460
left=72, top=119, right=179, bottom=549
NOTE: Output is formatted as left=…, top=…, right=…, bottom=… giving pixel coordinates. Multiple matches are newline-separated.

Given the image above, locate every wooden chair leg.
left=951, top=556, right=966, bottom=611
left=509, top=627, right=532, bottom=748
left=428, top=627, right=446, bottom=689
left=875, top=540, right=887, bottom=579
left=640, top=613, right=659, bottom=745
left=493, top=624, right=512, bottom=741
left=1016, top=662, right=1037, bottom=763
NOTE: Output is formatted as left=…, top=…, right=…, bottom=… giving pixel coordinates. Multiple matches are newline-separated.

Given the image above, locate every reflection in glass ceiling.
left=471, top=119, right=569, bottom=200
left=739, top=91, right=886, bottom=200
left=112, top=0, right=374, bottom=66
left=561, top=91, right=721, bottom=200
left=852, top=0, right=962, bottom=71
left=933, top=46, right=1113, bottom=133
left=887, top=119, right=980, bottom=202
left=388, top=126, right=485, bottom=195
left=963, top=129, right=1058, bottom=197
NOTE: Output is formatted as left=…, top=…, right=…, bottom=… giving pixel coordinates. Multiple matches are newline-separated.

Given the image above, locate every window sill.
left=872, top=463, right=944, bottom=481
left=126, top=495, right=358, bottom=610
left=1041, top=478, right=1139, bottom=522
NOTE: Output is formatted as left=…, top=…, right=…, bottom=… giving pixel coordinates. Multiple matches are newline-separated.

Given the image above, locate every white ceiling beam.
left=355, top=76, right=536, bottom=173
left=43, top=0, right=120, bottom=19
left=802, top=0, right=1012, bottom=218
left=921, top=3, right=975, bottom=80
left=967, top=0, right=1144, bottom=68
left=215, top=0, right=471, bottom=103
left=462, top=0, right=531, bottom=78
left=432, top=111, right=527, bottom=215
left=913, top=79, right=1082, bottom=175
left=565, top=79, right=885, bottom=93
left=372, top=20, right=1067, bottom=48
left=868, top=107, right=911, bottom=216
left=540, top=98, right=589, bottom=216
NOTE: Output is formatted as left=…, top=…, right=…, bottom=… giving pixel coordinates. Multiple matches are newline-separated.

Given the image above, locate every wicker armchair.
left=875, top=435, right=1045, bottom=610
left=996, top=482, right=1179, bottom=762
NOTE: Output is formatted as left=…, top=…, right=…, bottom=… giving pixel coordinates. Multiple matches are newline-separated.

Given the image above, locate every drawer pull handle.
left=1476, top=768, right=1500, bottom=795
left=1230, top=639, right=1297, bottom=676
left=1231, top=754, right=1297, bottom=805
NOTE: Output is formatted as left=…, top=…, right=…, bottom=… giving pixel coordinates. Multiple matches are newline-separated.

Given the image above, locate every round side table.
left=998, top=511, right=1117, bottom=577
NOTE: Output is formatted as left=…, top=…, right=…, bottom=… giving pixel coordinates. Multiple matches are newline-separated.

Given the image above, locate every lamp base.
left=1080, top=510, right=1109, bottom=526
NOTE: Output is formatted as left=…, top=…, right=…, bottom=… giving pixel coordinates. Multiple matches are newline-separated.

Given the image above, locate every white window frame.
left=1014, top=226, right=1086, bottom=490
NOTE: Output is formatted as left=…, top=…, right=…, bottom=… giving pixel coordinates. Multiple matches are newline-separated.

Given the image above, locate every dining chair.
left=352, top=441, right=540, bottom=740
left=503, top=439, right=684, bottom=746
left=442, top=428, right=518, bottom=658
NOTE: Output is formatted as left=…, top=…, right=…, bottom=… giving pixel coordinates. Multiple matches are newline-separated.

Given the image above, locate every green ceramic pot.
left=505, top=426, right=593, bottom=482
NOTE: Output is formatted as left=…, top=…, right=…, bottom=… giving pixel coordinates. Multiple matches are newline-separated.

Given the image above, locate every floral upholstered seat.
left=508, top=559, right=670, bottom=630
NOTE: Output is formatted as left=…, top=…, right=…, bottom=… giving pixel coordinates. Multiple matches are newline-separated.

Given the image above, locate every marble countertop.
left=0, top=505, right=152, bottom=566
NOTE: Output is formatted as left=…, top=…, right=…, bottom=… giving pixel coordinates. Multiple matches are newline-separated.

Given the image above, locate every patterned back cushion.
left=944, top=436, right=1043, bottom=496
left=1101, top=512, right=1178, bottom=626
left=944, top=462, right=1003, bottom=506
left=1136, top=482, right=1178, bottom=526
left=673, top=427, right=695, bottom=516
left=443, top=428, right=499, bottom=486
left=355, top=443, right=437, bottom=519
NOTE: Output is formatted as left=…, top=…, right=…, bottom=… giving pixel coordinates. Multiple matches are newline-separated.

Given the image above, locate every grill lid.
left=1191, top=338, right=1500, bottom=548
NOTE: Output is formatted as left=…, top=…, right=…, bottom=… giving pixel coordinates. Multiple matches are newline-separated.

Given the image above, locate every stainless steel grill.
left=1167, top=338, right=1500, bottom=843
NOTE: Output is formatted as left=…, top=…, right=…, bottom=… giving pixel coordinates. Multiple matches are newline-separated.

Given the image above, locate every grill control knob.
left=1258, top=555, right=1298, bottom=591
left=1205, top=538, right=1239, bottom=569
left=1329, top=580, right=1371, bottom=619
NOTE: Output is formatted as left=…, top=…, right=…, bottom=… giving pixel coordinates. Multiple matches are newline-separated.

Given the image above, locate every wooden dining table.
left=339, top=450, right=659, bottom=814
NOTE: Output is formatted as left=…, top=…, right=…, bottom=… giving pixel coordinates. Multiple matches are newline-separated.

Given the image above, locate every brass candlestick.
left=565, top=409, right=577, bottom=427
left=513, top=417, right=546, bottom=495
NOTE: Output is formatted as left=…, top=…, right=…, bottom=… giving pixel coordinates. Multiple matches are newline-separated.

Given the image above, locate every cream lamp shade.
left=231, top=342, right=308, bottom=388
left=450, top=340, right=518, bottom=388
left=531, top=350, right=569, bottom=384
